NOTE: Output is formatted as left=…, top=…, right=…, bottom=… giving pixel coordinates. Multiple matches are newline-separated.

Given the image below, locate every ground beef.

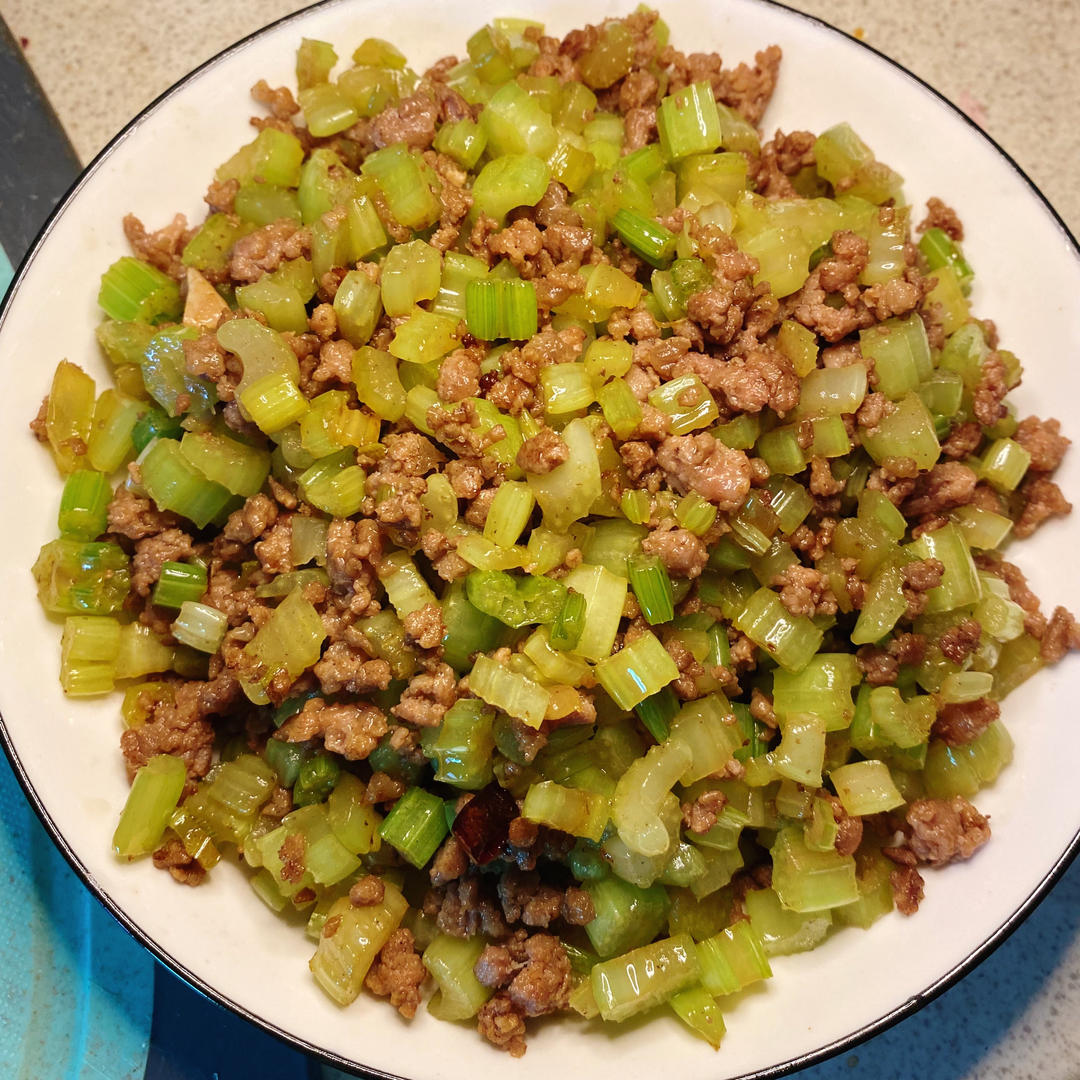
left=940, top=420, right=983, bottom=460
left=516, top=426, right=569, bottom=474
left=131, top=528, right=196, bottom=596
left=313, top=641, right=392, bottom=696
left=152, top=836, right=206, bottom=886
left=366, top=771, right=407, bottom=805
left=223, top=493, right=278, bottom=545
left=855, top=392, right=893, bottom=432
left=902, top=463, right=978, bottom=519
left=809, top=457, right=844, bottom=497
left=325, top=517, right=382, bottom=615
left=275, top=698, right=388, bottom=760
left=106, top=485, right=179, bottom=541
left=120, top=675, right=237, bottom=791
left=228, top=218, right=310, bottom=283
left=254, top=519, right=293, bottom=576
left=890, top=865, right=925, bottom=916
left=251, top=78, right=300, bottom=120
left=498, top=868, right=564, bottom=929
left=371, top=91, right=438, bottom=150
left=1041, top=606, right=1080, bottom=663
left=1014, top=416, right=1070, bottom=473
left=403, top=603, right=445, bottom=650
left=203, top=178, right=239, bottom=215
left=641, top=525, right=708, bottom=579
left=773, top=564, right=838, bottom=617
left=476, top=994, right=527, bottom=1058
left=426, top=873, right=508, bottom=940
left=656, top=433, right=752, bottom=511
left=917, top=197, right=964, bottom=241
left=855, top=645, right=899, bottom=685
left=753, top=129, right=816, bottom=197
left=906, top=796, right=991, bottom=866
left=681, top=789, right=727, bottom=834
left=972, top=352, right=1008, bottom=427
left=939, top=617, right=982, bottom=664
left=932, top=697, right=999, bottom=745
left=1014, top=474, right=1072, bottom=538
left=391, top=662, right=459, bottom=727
left=819, top=792, right=862, bottom=857
left=429, top=835, right=469, bottom=886
left=364, top=928, right=427, bottom=1019
left=902, top=558, right=945, bottom=619
left=349, top=875, right=386, bottom=907
left=122, top=213, right=192, bottom=280
left=436, top=346, right=482, bottom=403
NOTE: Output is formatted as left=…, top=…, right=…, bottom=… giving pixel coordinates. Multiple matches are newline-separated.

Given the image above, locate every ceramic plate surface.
left=1, top=1, right=1079, bottom=1077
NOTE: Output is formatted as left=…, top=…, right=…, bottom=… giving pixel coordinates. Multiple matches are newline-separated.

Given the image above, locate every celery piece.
left=470, top=653, right=550, bottom=729
left=431, top=251, right=488, bottom=319
left=351, top=346, right=406, bottom=422
left=670, top=986, right=726, bottom=1048
left=772, top=653, right=860, bottom=730
left=540, top=361, right=593, bottom=415
left=527, top=416, right=602, bottom=532
left=179, top=430, right=271, bottom=498
left=378, top=550, right=438, bottom=617
left=141, top=325, right=215, bottom=422
left=670, top=696, right=743, bottom=784
left=240, top=587, right=327, bottom=705
left=465, top=569, right=566, bottom=628
left=361, top=143, right=441, bottom=230
left=980, top=437, right=1031, bottom=493
left=310, top=883, right=408, bottom=1006
left=96, top=319, right=156, bottom=367
left=581, top=520, right=646, bottom=579
left=433, top=117, right=488, bottom=170
left=483, top=482, right=535, bottom=548
left=471, top=153, right=551, bottom=222
left=480, top=80, right=557, bottom=158
left=233, top=182, right=301, bottom=226
left=549, top=589, right=587, bottom=653
left=696, top=921, right=771, bottom=996
left=832, top=849, right=896, bottom=929
left=299, top=83, right=358, bottom=137
left=649, top=373, right=719, bottom=435
left=627, top=553, right=676, bottom=625
left=814, top=123, right=903, bottom=204
left=378, top=786, right=449, bottom=868
left=58, top=469, right=111, bottom=541
left=658, top=81, right=722, bottom=161
left=138, top=439, right=234, bottom=527
left=919, top=227, right=974, bottom=293
left=675, top=492, right=718, bottom=537
left=776, top=318, right=818, bottom=377
left=830, top=759, right=905, bottom=815
left=612, top=736, right=692, bottom=857
left=389, top=308, right=461, bottom=364
left=907, top=522, right=981, bottom=614
left=87, top=389, right=142, bottom=473
left=380, top=238, right=442, bottom=317
left=152, top=562, right=208, bottom=610
left=596, top=630, right=680, bottom=711
left=860, top=315, right=932, bottom=401
left=523, top=781, right=610, bottom=842
left=766, top=711, right=826, bottom=787
left=795, top=364, right=869, bottom=420
left=924, top=264, right=970, bottom=335
left=98, top=256, right=182, bottom=325
left=433, top=699, right=496, bottom=791
left=217, top=127, right=305, bottom=188
left=60, top=615, right=120, bottom=695
left=861, top=392, right=941, bottom=471
left=583, top=339, right=634, bottom=382
left=771, top=826, right=858, bottom=912
left=635, top=687, right=680, bottom=742
left=235, top=277, right=308, bottom=334
left=734, top=588, right=823, bottom=673
left=612, top=208, right=677, bottom=268
left=293, top=753, right=341, bottom=807
left=592, top=935, right=700, bottom=1023
left=113, top=754, right=187, bottom=858
left=745, top=888, right=831, bottom=957
left=326, top=773, right=383, bottom=855
left=441, top=579, right=506, bottom=673
left=597, top=378, right=643, bottom=439
left=240, top=372, right=310, bottom=435
left=423, top=935, right=494, bottom=1021
left=43, top=361, right=96, bottom=475
left=264, top=737, right=311, bottom=789
left=334, top=268, right=383, bottom=347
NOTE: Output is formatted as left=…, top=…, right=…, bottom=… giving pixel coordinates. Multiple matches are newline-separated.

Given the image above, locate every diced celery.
left=113, top=754, right=187, bottom=858
left=771, top=826, right=858, bottom=912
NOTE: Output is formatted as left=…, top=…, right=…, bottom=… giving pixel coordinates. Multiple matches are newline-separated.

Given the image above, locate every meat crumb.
left=906, top=796, right=991, bottom=866
left=364, top=928, right=427, bottom=1018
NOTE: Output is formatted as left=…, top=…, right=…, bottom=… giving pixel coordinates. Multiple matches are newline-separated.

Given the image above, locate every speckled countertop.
left=1, top=2, right=1079, bottom=1078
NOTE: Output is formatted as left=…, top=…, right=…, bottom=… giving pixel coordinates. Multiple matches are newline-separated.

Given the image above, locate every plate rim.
left=1, top=0, right=1078, bottom=1076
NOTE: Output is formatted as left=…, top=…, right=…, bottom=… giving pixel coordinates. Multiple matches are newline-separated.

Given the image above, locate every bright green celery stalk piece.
left=139, top=439, right=237, bottom=528
left=830, top=759, right=905, bottom=815
left=627, top=553, right=675, bottom=625
left=58, top=469, right=111, bottom=540
left=361, top=143, right=441, bottom=230
left=170, top=601, right=227, bottom=656
left=378, top=786, right=449, bottom=868
left=734, top=588, right=823, bottom=673
left=389, top=308, right=461, bottom=364
left=142, top=326, right=216, bottom=422
left=441, top=579, right=506, bottom=673
left=423, top=934, right=494, bottom=1021
left=113, top=754, right=187, bottom=857
left=597, top=378, right=643, bottom=439
left=766, top=711, right=826, bottom=787
left=471, top=152, right=551, bottom=222
left=595, top=629, right=680, bottom=711
left=584, top=876, right=669, bottom=958
left=669, top=696, right=743, bottom=784
left=696, top=921, right=772, bottom=995
left=179, top=430, right=270, bottom=498
left=611, top=207, right=677, bottom=268
left=292, top=753, right=341, bottom=807
left=744, top=888, right=832, bottom=956
left=771, top=653, right=860, bottom=730
left=483, top=481, right=535, bottom=547
left=469, top=653, right=550, bottom=729
left=240, top=587, right=326, bottom=705
left=771, top=825, right=859, bottom=912
left=98, top=256, right=182, bottom=324
left=591, top=934, right=700, bottom=1022
left=919, top=227, right=974, bottom=293
left=669, top=986, right=726, bottom=1048
left=326, top=773, right=383, bottom=855
left=657, top=81, right=722, bottom=160
left=432, top=699, right=496, bottom=790
left=152, top=561, right=208, bottom=609
left=60, top=614, right=121, bottom=695
left=635, top=686, right=679, bottom=742
left=33, top=538, right=131, bottom=616
left=181, top=755, right=277, bottom=847
left=87, top=389, right=142, bottom=473
left=352, top=346, right=407, bottom=421
left=549, top=589, right=586, bottom=651
left=907, top=521, right=981, bottom=614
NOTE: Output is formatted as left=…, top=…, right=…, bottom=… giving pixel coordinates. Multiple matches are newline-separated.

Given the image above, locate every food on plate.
left=27, top=7, right=1079, bottom=1056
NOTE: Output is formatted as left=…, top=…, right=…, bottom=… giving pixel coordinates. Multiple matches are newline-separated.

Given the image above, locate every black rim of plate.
left=1, top=1, right=1079, bottom=1076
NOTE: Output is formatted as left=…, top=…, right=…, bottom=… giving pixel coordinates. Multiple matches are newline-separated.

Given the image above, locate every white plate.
left=2, top=1, right=1079, bottom=1076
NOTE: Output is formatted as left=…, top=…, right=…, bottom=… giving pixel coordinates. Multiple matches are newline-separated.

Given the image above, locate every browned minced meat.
left=890, top=866, right=925, bottom=916
left=1014, top=474, right=1072, bottom=539
left=131, top=528, right=196, bottom=596
left=476, top=994, right=527, bottom=1058
left=641, top=524, right=708, bottom=579
left=679, top=345, right=799, bottom=417
left=817, top=792, right=862, bottom=857
left=855, top=645, right=899, bottom=686
left=809, top=456, right=844, bottom=497
left=940, top=420, right=983, bottom=460
left=223, top=493, right=278, bottom=544
left=1041, top=606, right=1080, bottom=663
left=436, top=346, right=482, bottom=403
left=401, top=603, right=444, bottom=651
left=183, top=330, right=228, bottom=382
left=855, top=391, right=893, bottom=431
left=972, top=351, right=1008, bottom=427
left=28, top=396, right=49, bottom=442
left=917, top=196, right=964, bottom=241
left=498, top=868, right=564, bottom=929
left=932, top=697, right=1000, bottom=745
left=429, top=835, right=469, bottom=886
left=426, top=873, right=508, bottom=940
left=251, top=78, right=299, bottom=120
left=122, top=213, right=192, bottom=280
left=325, top=517, right=382, bottom=615
left=254, top=519, right=293, bottom=575
left=901, top=463, right=978, bottom=520
left=901, top=558, right=945, bottom=619
left=391, top=662, right=459, bottom=727
left=475, top=933, right=572, bottom=1022
left=1014, top=416, right=1070, bottom=473
left=349, top=875, right=386, bottom=907
left=275, top=697, right=388, bottom=760
left=106, top=485, right=178, bottom=541
left=516, top=426, right=569, bottom=475
left=228, top=217, right=310, bottom=283
left=364, top=928, right=428, bottom=1019
left=203, top=178, right=238, bottom=214
left=152, top=836, right=206, bottom=886
left=753, top=129, right=816, bottom=197
left=906, top=796, right=991, bottom=866
left=120, top=674, right=238, bottom=791
left=661, top=43, right=781, bottom=127
left=370, top=91, right=438, bottom=150
left=656, top=433, right=751, bottom=511
left=939, top=617, right=982, bottom=664
left=681, top=789, right=727, bottom=834
left=312, top=641, right=391, bottom=696
left=366, top=771, right=407, bottom=805
left=773, top=564, right=837, bottom=617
